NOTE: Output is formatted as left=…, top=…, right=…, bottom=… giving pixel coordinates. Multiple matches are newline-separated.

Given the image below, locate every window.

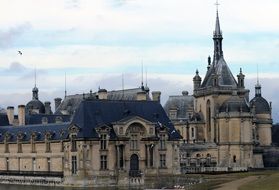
left=206, top=100, right=211, bottom=132
left=47, top=157, right=51, bottom=172
left=149, top=146, right=154, bottom=167
left=31, top=134, right=36, bottom=153
left=18, top=141, right=22, bottom=153
left=60, top=140, right=64, bottom=152
left=100, top=134, right=107, bottom=150
left=71, top=135, right=77, bottom=152
left=46, top=140, right=51, bottom=153
left=130, top=134, right=138, bottom=150
left=159, top=154, right=166, bottom=168
left=233, top=155, right=236, bottom=163
left=119, top=127, right=123, bottom=135
left=100, top=155, right=107, bottom=170
left=71, top=156, right=77, bottom=174
left=4, top=138, right=9, bottom=153
left=32, top=158, right=36, bottom=171
left=191, top=127, right=195, bottom=138
left=6, top=158, right=9, bottom=171
left=159, top=134, right=166, bottom=150
left=119, top=146, right=124, bottom=169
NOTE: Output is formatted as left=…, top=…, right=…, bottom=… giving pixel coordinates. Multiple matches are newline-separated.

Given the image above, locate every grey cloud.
left=65, top=0, right=81, bottom=9
left=0, top=23, right=32, bottom=49
left=5, top=62, right=27, bottom=73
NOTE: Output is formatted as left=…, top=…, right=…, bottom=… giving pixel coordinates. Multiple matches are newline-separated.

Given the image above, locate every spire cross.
left=215, top=0, right=220, bottom=11
left=34, top=66, right=37, bottom=88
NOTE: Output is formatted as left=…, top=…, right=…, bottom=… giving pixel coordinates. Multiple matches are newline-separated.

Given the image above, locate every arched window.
left=206, top=100, right=211, bottom=132
left=233, top=155, right=236, bottom=163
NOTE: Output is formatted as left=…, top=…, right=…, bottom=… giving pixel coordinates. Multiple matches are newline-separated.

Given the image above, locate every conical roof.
left=201, top=57, right=237, bottom=87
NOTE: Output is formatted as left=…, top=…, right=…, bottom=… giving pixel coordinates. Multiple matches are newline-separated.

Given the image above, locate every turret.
left=193, top=70, right=202, bottom=91
left=237, top=68, right=245, bottom=89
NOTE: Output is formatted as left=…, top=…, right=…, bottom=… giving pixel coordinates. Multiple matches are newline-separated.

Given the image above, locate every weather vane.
left=215, top=0, right=220, bottom=11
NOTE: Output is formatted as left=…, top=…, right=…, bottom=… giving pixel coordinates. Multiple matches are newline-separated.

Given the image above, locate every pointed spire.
left=213, top=0, right=223, bottom=62
left=32, top=66, right=39, bottom=100
left=255, top=64, right=262, bottom=97
left=64, top=72, right=67, bottom=98
left=214, top=10, right=222, bottom=37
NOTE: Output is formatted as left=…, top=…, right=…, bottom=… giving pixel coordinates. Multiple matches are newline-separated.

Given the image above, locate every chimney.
left=44, top=101, right=51, bottom=115
left=18, top=105, right=25, bottom=126
left=98, top=89, right=108, bottom=100
left=7, top=106, right=14, bottom=125
left=152, top=91, right=161, bottom=103
left=137, top=91, right=146, bottom=101
left=54, top=98, right=62, bottom=111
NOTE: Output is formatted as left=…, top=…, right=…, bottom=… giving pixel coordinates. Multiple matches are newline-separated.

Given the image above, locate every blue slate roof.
left=25, top=114, right=71, bottom=125
left=71, top=99, right=181, bottom=140
left=0, top=114, right=10, bottom=126
left=0, top=99, right=180, bottom=143
left=0, top=122, right=69, bottom=143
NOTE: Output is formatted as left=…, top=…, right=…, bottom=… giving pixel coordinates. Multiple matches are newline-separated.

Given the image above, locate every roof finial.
left=141, top=59, right=144, bottom=88
left=145, top=66, right=148, bottom=87
left=215, top=0, right=220, bottom=12
left=257, top=64, right=259, bottom=85
left=64, top=72, right=67, bottom=98
left=34, top=66, right=37, bottom=88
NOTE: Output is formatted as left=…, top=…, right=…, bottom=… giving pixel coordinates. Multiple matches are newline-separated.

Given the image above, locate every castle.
left=164, top=10, right=273, bottom=172
left=0, top=7, right=274, bottom=187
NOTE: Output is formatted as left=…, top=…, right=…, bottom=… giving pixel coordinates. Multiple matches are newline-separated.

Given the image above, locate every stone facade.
left=0, top=98, right=180, bottom=187
left=165, top=10, right=273, bottom=173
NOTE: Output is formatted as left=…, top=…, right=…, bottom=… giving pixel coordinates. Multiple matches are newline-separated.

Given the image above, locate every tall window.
left=119, top=146, right=124, bottom=169
left=71, top=156, right=77, bottom=174
left=4, top=138, right=9, bottom=153
left=45, top=140, right=51, bottom=153
left=206, top=100, right=211, bottom=132
left=100, top=155, right=107, bottom=170
left=191, top=127, right=195, bottom=138
left=159, top=134, right=166, bottom=150
left=71, top=135, right=77, bottom=152
left=6, top=158, right=9, bottom=171
left=130, top=134, right=138, bottom=150
left=31, top=134, right=36, bottom=153
left=149, top=146, right=154, bottom=167
left=32, top=158, right=36, bottom=171
left=100, top=134, right=107, bottom=150
left=18, top=140, right=22, bottom=153
left=159, top=154, right=166, bottom=168
left=47, top=157, right=51, bottom=172
left=60, top=140, right=64, bottom=152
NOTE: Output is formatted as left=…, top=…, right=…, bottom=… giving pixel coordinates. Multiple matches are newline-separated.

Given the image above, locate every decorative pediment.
left=114, top=116, right=153, bottom=126
left=31, top=132, right=41, bottom=140
left=156, top=122, right=168, bottom=133
left=4, top=132, right=11, bottom=140
left=68, top=124, right=81, bottom=134
left=45, top=131, right=54, bottom=140
left=17, top=132, right=26, bottom=140
left=96, top=124, right=111, bottom=134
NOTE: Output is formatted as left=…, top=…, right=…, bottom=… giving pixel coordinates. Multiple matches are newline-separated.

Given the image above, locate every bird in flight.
left=18, top=51, right=22, bottom=55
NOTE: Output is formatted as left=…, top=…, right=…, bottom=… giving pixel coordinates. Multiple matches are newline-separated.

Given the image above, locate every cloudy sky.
left=0, top=0, right=278, bottom=122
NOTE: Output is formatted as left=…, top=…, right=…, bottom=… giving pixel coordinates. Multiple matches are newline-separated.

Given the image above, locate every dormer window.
left=169, top=109, right=177, bottom=119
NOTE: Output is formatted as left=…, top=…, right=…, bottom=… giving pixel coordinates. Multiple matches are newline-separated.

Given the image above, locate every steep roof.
left=71, top=99, right=181, bottom=140
left=55, top=87, right=150, bottom=115
left=0, top=122, right=69, bottom=143
left=201, top=57, right=237, bottom=88
left=164, top=93, right=194, bottom=120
